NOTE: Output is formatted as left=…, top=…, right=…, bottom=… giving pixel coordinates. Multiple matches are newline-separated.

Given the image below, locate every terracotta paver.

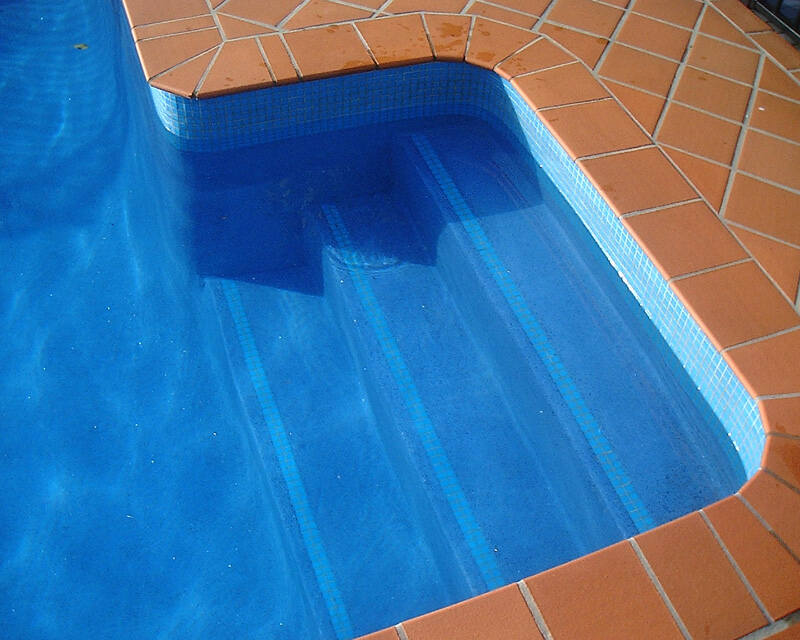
left=671, top=261, right=800, bottom=349
left=526, top=541, right=684, bottom=639
left=623, top=201, right=747, bottom=278
left=360, top=628, right=399, bottom=640
left=403, top=584, right=543, bottom=640
left=636, top=512, right=768, bottom=639
left=705, top=496, right=800, bottom=621
left=119, top=1, right=800, bottom=637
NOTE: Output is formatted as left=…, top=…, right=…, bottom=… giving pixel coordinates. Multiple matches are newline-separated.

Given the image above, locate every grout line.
left=747, top=123, right=800, bottom=148
left=215, top=11, right=280, bottom=31
left=278, top=32, right=303, bottom=79
left=699, top=510, right=774, bottom=623
left=726, top=325, right=800, bottom=353
left=492, top=36, right=542, bottom=71
left=351, top=22, right=380, bottom=66
left=464, top=15, right=477, bottom=59
left=722, top=324, right=800, bottom=353
left=133, top=12, right=215, bottom=30
left=146, top=44, right=218, bottom=81
left=668, top=258, right=753, bottom=283
left=658, top=140, right=733, bottom=169
left=278, top=0, right=312, bottom=29
left=795, top=277, right=800, bottom=311
left=736, top=494, right=800, bottom=565
left=135, top=26, right=219, bottom=42
left=395, top=623, right=410, bottom=640
left=629, top=539, right=693, bottom=640
left=594, top=1, right=632, bottom=72
left=192, top=43, right=222, bottom=95
left=517, top=580, right=554, bottom=640
left=373, top=0, right=393, bottom=17
left=652, top=2, right=708, bottom=139
left=577, top=144, right=657, bottom=161
left=763, top=468, right=800, bottom=496
left=255, top=36, right=277, bottom=84
left=419, top=13, right=437, bottom=60
left=537, top=96, right=614, bottom=112
left=533, top=18, right=612, bottom=42
left=737, top=611, right=800, bottom=640
left=461, top=0, right=477, bottom=14
left=512, top=59, right=579, bottom=79
left=737, top=169, right=800, bottom=196
left=768, top=432, right=800, bottom=441
left=473, top=0, right=541, bottom=22
left=204, top=0, right=228, bottom=42
left=532, top=0, right=558, bottom=32
left=725, top=220, right=800, bottom=252
left=720, top=53, right=765, bottom=219
left=756, top=391, right=800, bottom=400
left=620, top=198, right=704, bottom=217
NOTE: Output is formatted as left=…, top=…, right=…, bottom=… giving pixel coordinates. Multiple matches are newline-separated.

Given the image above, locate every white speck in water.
left=212, top=432, right=217, bottom=437
left=150, top=459, right=155, bottom=464
left=125, top=514, right=134, bottom=519
left=339, top=279, right=344, bottom=284
left=493, top=547, right=498, bottom=552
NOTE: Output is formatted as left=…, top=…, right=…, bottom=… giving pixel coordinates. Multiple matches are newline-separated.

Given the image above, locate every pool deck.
left=121, top=1, right=800, bottom=638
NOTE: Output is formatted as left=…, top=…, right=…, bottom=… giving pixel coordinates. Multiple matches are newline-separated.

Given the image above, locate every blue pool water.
left=0, top=2, right=745, bottom=638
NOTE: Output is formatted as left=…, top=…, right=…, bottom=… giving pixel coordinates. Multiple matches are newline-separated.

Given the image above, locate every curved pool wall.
left=150, top=62, right=764, bottom=479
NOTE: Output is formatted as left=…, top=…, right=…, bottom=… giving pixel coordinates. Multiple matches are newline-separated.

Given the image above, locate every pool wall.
left=151, top=62, right=763, bottom=476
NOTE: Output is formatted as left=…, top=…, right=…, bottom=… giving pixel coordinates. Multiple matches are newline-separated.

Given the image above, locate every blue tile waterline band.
left=220, top=280, right=354, bottom=640
left=151, top=62, right=762, bottom=477
left=321, top=203, right=505, bottom=591
left=410, top=133, right=656, bottom=533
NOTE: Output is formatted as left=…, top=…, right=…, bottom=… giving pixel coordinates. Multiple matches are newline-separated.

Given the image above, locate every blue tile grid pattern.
left=149, top=62, right=764, bottom=477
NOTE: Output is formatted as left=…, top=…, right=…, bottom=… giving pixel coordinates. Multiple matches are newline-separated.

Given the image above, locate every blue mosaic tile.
left=149, top=62, right=764, bottom=477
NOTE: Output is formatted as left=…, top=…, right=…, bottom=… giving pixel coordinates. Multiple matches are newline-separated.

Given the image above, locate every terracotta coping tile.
left=284, top=24, right=375, bottom=81
left=150, top=49, right=216, bottom=97
left=512, top=61, right=609, bottom=110
left=221, top=0, right=299, bottom=27
left=493, top=0, right=552, bottom=14
left=698, top=7, right=755, bottom=49
left=631, top=0, right=702, bottom=29
left=763, top=434, right=800, bottom=490
left=731, top=227, right=800, bottom=300
left=751, top=91, right=800, bottom=144
left=386, top=0, right=468, bottom=13
left=663, top=146, right=729, bottom=211
left=197, top=38, right=273, bottom=98
left=357, top=15, right=434, bottom=68
left=724, top=173, right=800, bottom=246
left=133, top=15, right=216, bottom=40
left=599, top=43, right=679, bottom=96
left=545, top=0, right=624, bottom=38
left=470, top=2, right=537, bottom=29
left=738, top=130, right=800, bottom=192
left=673, top=66, right=752, bottom=122
left=759, top=396, right=800, bottom=437
left=216, top=14, right=275, bottom=39
left=615, top=13, right=691, bottom=61
left=711, top=0, right=769, bottom=33
left=578, top=146, right=697, bottom=214
left=402, top=584, right=543, bottom=640
left=752, top=32, right=800, bottom=71
left=705, top=496, right=800, bottom=621
left=636, top=512, right=768, bottom=640
left=657, top=102, right=742, bottom=165
left=358, top=627, right=399, bottom=640
left=423, top=14, right=471, bottom=62
left=348, top=0, right=385, bottom=8
left=740, top=471, right=800, bottom=558
left=604, top=80, right=666, bottom=134
left=603, top=0, right=630, bottom=7
left=526, top=541, right=684, bottom=639
left=725, top=328, right=800, bottom=397
left=259, top=35, right=299, bottom=84
left=537, top=23, right=609, bottom=67
left=123, top=0, right=209, bottom=27
left=622, top=201, right=747, bottom=278
left=687, top=34, right=760, bottom=84
left=495, top=37, right=573, bottom=79
left=760, top=59, right=800, bottom=101
left=135, top=29, right=222, bottom=79
left=465, top=17, right=537, bottom=70
left=284, top=0, right=372, bottom=30
left=670, top=261, right=800, bottom=350
left=539, top=98, right=650, bottom=158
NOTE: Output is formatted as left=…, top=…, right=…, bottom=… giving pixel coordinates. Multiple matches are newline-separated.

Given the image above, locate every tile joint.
left=517, top=580, right=555, bottom=640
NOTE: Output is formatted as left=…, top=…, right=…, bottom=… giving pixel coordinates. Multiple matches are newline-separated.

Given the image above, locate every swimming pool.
left=0, top=1, right=786, bottom=638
